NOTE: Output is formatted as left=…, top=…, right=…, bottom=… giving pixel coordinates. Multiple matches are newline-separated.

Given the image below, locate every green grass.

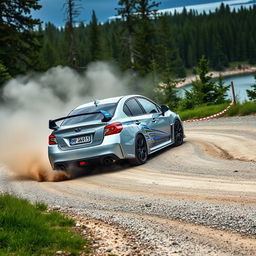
left=177, top=103, right=229, bottom=120
left=177, top=101, right=256, bottom=121
left=0, top=194, right=89, bottom=256
left=224, top=101, right=256, bottom=116
left=35, top=202, right=48, bottom=211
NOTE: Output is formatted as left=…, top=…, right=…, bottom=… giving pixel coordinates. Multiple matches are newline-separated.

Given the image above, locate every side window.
left=137, top=98, right=159, bottom=114
left=125, top=98, right=144, bottom=116
left=123, top=104, right=132, bottom=116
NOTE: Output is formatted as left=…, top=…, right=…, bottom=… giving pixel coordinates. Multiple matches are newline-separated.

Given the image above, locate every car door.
left=136, top=97, right=171, bottom=147
left=124, top=98, right=156, bottom=148
left=123, top=98, right=145, bottom=126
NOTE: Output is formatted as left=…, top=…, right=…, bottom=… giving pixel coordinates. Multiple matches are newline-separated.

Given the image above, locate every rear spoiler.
left=49, top=110, right=113, bottom=130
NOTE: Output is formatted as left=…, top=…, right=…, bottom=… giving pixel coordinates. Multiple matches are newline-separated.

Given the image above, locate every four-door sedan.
left=48, top=95, right=184, bottom=171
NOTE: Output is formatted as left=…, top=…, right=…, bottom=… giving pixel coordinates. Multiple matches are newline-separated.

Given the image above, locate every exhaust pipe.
left=102, top=157, right=115, bottom=166
left=54, top=163, right=67, bottom=171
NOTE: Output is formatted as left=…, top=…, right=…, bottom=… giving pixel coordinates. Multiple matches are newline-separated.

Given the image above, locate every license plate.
left=70, top=135, right=91, bottom=145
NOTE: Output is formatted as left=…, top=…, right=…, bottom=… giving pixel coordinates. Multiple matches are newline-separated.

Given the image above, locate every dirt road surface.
left=1, top=116, right=256, bottom=256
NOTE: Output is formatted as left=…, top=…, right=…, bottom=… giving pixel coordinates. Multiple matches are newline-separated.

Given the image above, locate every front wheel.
left=174, top=120, right=184, bottom=146
left=129, top=134, right=148, bottom=165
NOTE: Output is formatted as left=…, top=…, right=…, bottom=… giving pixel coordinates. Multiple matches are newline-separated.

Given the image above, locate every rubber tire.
left=174, top=120, right=184, bottom=146
left=129, top=134, right=148, bottom=166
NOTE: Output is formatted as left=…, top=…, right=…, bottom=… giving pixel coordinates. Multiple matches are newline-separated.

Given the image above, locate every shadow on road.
left=68, top=142, right=186, bottom=180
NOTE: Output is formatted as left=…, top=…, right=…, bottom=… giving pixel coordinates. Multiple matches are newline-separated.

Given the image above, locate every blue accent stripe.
left=141, top=124, right=168, bottom=135
left=152, top=135, right=170, bottom=140
left=122, top=121, right=135, bottom=125
left=122, top=122, right=171, bottom=140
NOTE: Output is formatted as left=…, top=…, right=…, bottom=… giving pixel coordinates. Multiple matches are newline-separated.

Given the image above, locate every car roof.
left=75, top=96, right=123, bottom=110
left=75, top=95, right=144, bottom=110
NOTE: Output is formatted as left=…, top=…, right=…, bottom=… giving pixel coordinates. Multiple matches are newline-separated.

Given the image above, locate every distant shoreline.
left=176, top=66, right=256, bottom=88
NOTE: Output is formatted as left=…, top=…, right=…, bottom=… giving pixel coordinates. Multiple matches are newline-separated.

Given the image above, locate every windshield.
left=62, top=103, right=117, bottom=126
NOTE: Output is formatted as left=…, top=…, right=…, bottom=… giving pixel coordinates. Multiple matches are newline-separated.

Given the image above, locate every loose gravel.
left=0, top=116, right=256, bottom=256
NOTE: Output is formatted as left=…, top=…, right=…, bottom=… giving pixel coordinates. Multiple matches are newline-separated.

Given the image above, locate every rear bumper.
left=48, top=135, right=124, bottom=169
left=53, top=154, right=120, bottom=170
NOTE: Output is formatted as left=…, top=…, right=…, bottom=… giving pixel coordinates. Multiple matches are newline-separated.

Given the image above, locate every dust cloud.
left=0, top=62, right=131, bottom=182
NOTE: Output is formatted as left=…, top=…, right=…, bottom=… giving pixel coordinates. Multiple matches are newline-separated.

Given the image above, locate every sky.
left=31, top=0, right=256, bottom=27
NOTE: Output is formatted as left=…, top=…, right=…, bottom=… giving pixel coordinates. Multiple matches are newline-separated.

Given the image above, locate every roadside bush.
left=246, top=74, right=256, bottom=101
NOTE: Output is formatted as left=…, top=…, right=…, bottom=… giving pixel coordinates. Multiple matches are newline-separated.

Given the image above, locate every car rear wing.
left=49, top=110, right=113, bottom=130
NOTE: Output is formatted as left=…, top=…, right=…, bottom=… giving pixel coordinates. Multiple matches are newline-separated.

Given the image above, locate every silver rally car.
left=48, top=95, right=184, bottom=171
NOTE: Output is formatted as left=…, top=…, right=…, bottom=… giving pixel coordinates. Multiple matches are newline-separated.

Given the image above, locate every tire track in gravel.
left=99, top=210, right=256, bottom=256
left=1, top=116, right=256, bottom=255
left=188, top=132, right=256, bottom=162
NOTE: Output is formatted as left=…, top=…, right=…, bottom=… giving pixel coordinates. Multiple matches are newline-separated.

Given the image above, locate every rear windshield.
left=62, top=103, right=117, bottom=126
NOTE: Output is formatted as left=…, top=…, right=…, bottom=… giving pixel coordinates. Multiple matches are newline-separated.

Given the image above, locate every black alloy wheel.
left=130, top=134, right=148, bottom=165
left=174, top=120, right=184, bottom=146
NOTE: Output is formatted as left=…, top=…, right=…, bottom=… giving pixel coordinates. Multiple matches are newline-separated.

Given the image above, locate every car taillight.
left=104, top=122, right=123, bottom=136
left=49, top=134, right=57, bottom=145
left=79, top=161, right=88, bottom=166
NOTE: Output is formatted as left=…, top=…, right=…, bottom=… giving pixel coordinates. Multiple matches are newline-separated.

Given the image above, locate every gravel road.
left=1, top=116, right=256, bottom=256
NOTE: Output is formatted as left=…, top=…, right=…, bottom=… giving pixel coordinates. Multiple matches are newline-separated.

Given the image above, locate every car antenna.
left=93, top=97, right=99, bottom=107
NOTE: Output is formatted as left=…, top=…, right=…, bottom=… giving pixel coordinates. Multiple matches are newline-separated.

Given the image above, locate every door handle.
left=152, top=118, right=157, bottom=123
left=135, top=120, right=141, bottom=125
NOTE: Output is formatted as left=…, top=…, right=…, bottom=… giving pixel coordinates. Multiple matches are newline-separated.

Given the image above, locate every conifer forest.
left=1, top=0, right=256, bottom=107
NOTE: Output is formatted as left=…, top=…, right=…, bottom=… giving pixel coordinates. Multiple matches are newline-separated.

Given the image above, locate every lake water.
left=179, top=73, right=256, bottom=102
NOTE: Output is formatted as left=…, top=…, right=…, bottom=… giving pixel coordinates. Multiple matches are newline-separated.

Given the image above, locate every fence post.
left=230, top=81, right=236, bottom=104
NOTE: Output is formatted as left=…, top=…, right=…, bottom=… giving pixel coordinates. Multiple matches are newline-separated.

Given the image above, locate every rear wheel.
left=130, top=134, right=148, bottom=165
left=174, top=120, right=184, bottom=146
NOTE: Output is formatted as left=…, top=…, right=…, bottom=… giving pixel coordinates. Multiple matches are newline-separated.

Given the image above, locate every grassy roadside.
left=177, top=101, right=256, bottom=121
left=0, top=194, right=89, bottom=256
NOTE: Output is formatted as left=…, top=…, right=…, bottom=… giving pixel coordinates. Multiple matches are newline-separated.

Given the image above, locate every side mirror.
left=160, top=105, right=169, bottom=115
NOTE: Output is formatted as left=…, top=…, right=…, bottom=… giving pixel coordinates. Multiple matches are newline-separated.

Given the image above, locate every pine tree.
left=32, top=3, right=256, bottom=81
left=158, top=77, right=181, bottom=110
left=76, top=22, right=89, bottom=67
left=155, top=15, right=185, bottom=78
left=42, top=41, right=56, bottom=68
left=134, top=0, right=160, bottom=75
left=215, top=75, right=229, bottom=104
left=192, top=56, right=216, bottom=104
left=246, top=75, right=256, bottom=101
left=248, top=38, right=256, bottom=65
left=0, top=62, right=11, bottom=86
left=187, top=45, right=195, bottom=68
left=116, top=0, right=137, bottom=68
left=211, top=40, right=229, bottom=71
left=0, top=0, right=42, bottom=76
left=88, top=10, right=102, bottom=62
left=64, top=0, right=81, bottom=68
left=183, top=56, right=228, bottom=108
